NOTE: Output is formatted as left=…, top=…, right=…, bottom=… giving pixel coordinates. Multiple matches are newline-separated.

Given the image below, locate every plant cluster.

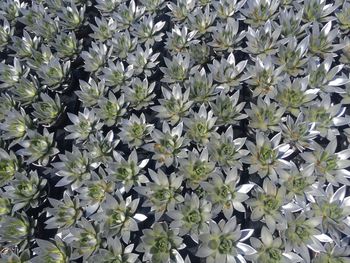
left=1, top=0, right=350, bottom=262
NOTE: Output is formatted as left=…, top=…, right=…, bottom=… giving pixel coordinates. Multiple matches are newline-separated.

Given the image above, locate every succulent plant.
left=0, top=58, right=29, bottom=89
left=196, top=217, right=256, bottom=262
left=167, top=0, right=195, bottom=21
left=340, top=83, right=350, bottom=104
left=167, top=193, right=211, bottom=242
left=210, top=90, right=247, bottom=125
left=186, top=69, right=217, bottom=104
left=276, top=76, right=318, bottom=116
left=38, top=58, right=71, bottom=90
left=0, top=0, right=26, bottom=22
left=301, top=0, right=339, bottom=23
left=209, top=18, right=244, bottom=51
left=245, top=97, right=285, bottom=132
left=0, top=249, right=31, bottom=263
left=282, top=212, right=332, bottom=262
left=114, top=0, right=145, bottom=30
left=32, top=236, right=70, bottom=263
left=208, top=53, right=247, bottom=89
left=0, top=18, right=13, bottom=51
left=17, top=129, right=59, bottom=166
left=92, top=192, right=145, bottom=242
left=152, top=84, right=192, bottom=125
left=53, top=32, right=82, bottom=59
left=307, top=56, right=349, bottom=94
left=2, top=0, right=350, bottom=261
left=184, top=104, right=217, bottom=145
left=340, top=36, right=350, bottom=66
left=0, top=213, right=32, bottom=250
left=11, top=30, right=40, bottom=59
left=137, top=221, right=185, bottom=263
left=245, top=56, right=283, bottom=98
left=302, top=95, right=349, bottom=139
left=89, top=17, right=117, bottom=42
left=279, top=162, right=318, bottom=203
left=0, top=111, right=34, bottom=148
left=161, top=53, right=192, bottom=83
left=106, top=149, right=149, bottom=193
left=0, top=148, right=21, bottom=187
left=189, top=42, right=210, bottom=65
left=12, top=75, right=40, bottom=106
left=77, top=169, right=114, bottom=216
left=212, top=0, right=246, bottom=19
left=311, top=184, right=350, bottom=239
left=0, top=92, right=15, bottom=120
left=133, top=15, right=165, bottom=44
left=96, top=92, right=127, bottom=127
left=280, top=113, right=319, bottom=152
left=18, top=2, right=45, bottom=28
left=81, top=42, right=110, bottom=73
left=243, top=132, right=293, bottom=181
left=119, top=113, right=154, bottom=148
left=45, top=193, right=82, bottom=229
left=336, top=1, right=350, bottom=33
left=34, top=15, right=60, bottom=43
left=188, top=5, right=216, bottom=35
left=4, top=170, right=47, bottom=212
left=140, top=0, right=166, bottom=13
left=58, top=1, right=86, bottom=30
left=277, top=36, right=309, bottom=77
left=246, top=178, right=287, bottom=231
left=26, top=45, right=54, bottom=71
left=248, top=226, right=303, bottom=263
left=76, top=78, right=106, bottom=107
left=84, top=131, right=119, bottom=164
left=100, top=60, right=134, bottom=90
left=308, top=21, right=344, bottom=58
left=127, top=44, right=159, bottom=76
left=178, top=147, right=215, bottom=189
left=90, top=237, right=138, bottom=263
left=32, top=93, right=64, bottom=126
left=241, top=0, right=279, bottom=27
left=143, top=121, right=188, bottom=168
left=201, top=169, right=254, bottom=218
left=0, top=191, right=11, bottom=216
left=64, top=217, right=100, bottom=260
left=124, top=77, right=156, bottom=109
left=208, top=126, right=248, bottom=170
left=312, top=240, right=350, bottom=263
left=52, top=146, right=99, bottom=190
left=278, top=8, right=307, bottom=38
left=135, top=169, right=184, bottom=220
left=111, top=30, right=138, bottom=59
left=245, top=21, right=281, bottom=56
left=65, top=108, right=103, bottom=142
left=301, top=140, right=350, bottom=186
left=95, top=0, right=120, bottom=14
left=165, top=25, right=198, bottom=53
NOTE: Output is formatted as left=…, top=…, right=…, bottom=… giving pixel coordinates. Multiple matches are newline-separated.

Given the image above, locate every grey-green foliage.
left=1, top=0, right=350, bottom=262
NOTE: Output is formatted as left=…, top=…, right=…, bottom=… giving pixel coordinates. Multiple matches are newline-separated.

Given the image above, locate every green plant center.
left=154, top=188, right=172, bottom=201
left=131, top=123, right=145, bottom=138
left=185, top=210, right=201, bottom=224
left=267, top=247, right=282, bottom=261
left=153, top=236, right=169, bottom=253
left=218, top=236, right=233, bottom=254
left=259, top=146, right=275, bottom=164
left=195, top=121, right=208, bottom=136
left=263, top=195, right=280, bottom=212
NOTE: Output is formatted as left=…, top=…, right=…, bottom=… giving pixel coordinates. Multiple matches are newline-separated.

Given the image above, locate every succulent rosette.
left=1, top=0, right=350, bottom=262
